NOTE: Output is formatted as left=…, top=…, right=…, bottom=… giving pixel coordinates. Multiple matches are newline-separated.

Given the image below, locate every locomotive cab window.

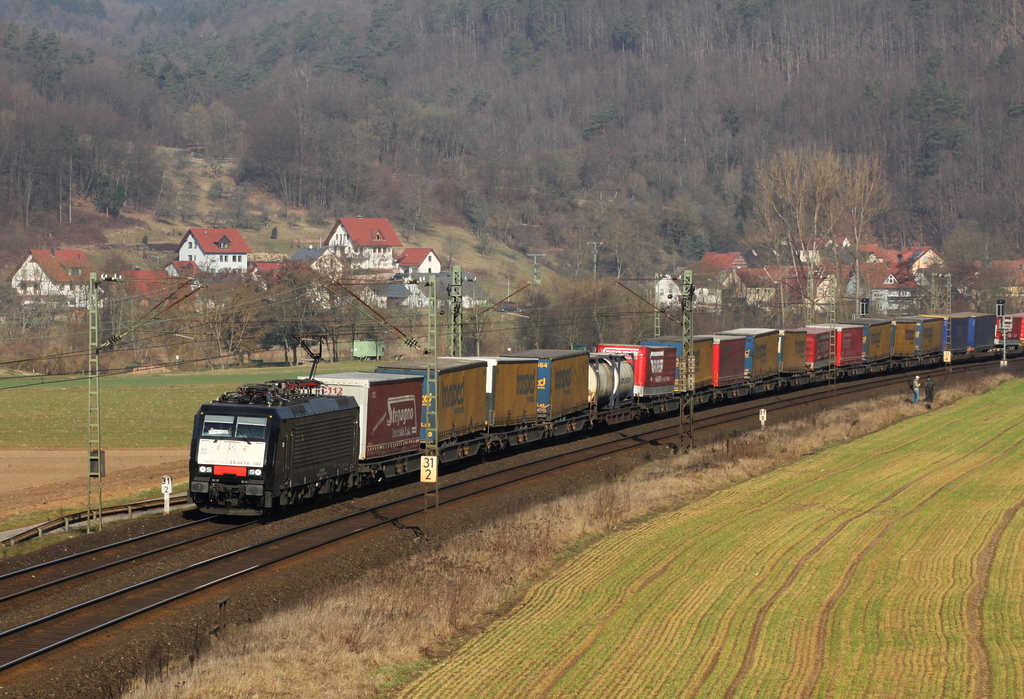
left=202, top=414, right=269, bottom=439
left=202, top=415, right=235, bottom=437
left=235, top=416, right=269, bottom=440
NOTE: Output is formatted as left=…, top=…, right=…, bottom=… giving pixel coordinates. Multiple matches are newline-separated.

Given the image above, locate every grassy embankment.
left=127, top=372, right=1023, bottom=699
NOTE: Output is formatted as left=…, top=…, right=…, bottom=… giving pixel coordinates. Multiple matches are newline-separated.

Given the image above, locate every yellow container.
left=779, top=330, right=807, bottom=373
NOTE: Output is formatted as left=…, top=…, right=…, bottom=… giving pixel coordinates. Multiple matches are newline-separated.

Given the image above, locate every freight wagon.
left=806, top=325, right=865, bottom=366
left=892, top=316, right=944, bottom=357
left=465, top=357, right=539, bottom=428
left=711, top=335, right=747, bottom=387
left=996, top=313, right=1024, bottom=347
left=845, top=318, right=894, bottom=365
left=376, top=358, right=488, bottom=442
left=717, top=328, right=780, bottom=380
left=501, top=350, right=590, bottom=420
left=924, top=314, right=971, bottom=353
left=964, top=313, right=997, bottom=352
left=588, top=353, right=634, bottom=411
left=778, top=329, right=807, bottom=374
left=798, top=327, right=833, bottom=370
left=314, top=373, right=422, bottom=460
left=596, top=343, right=677, bottom=397
left=638, top=336, right=715, bottom=390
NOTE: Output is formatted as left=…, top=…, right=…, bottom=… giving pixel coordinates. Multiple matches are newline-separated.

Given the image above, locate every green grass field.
left=0, top=361, right=372, bottom=449
left=400, top=380, right=1024, bottom=698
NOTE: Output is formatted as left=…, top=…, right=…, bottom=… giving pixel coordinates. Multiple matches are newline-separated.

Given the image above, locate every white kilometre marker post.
left=161, top=475, right=173, bottom=515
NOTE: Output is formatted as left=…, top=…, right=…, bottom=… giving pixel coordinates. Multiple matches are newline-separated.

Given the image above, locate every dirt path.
left=0, top=449, right=189, bottom=520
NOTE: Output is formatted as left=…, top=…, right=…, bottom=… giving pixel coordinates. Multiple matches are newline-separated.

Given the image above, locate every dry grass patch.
left=125, top=373, right=1016, bottom=698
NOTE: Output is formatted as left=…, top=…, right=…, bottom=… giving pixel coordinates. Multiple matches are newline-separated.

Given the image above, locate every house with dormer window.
left=10, top=249, right=96, bottom=306
left=176, top=228, right=251, bottom=273
left=325, top=217, right=403, bottom=270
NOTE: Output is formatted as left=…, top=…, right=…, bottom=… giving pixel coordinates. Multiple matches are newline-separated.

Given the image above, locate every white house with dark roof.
left=325, top=217, right=403, bottom=270
left=10, top=249, right=96, bottom=306
left=177, top=228, right=251, bottom=273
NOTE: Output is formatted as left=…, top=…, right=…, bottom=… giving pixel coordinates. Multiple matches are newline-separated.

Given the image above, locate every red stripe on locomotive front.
left=213, top=465, right=247, bottom=476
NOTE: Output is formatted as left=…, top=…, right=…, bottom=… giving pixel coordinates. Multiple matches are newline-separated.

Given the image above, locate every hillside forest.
left=1, top=0, right=1024, bottom=275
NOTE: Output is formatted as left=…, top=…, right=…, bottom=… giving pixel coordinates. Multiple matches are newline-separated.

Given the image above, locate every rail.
left=0, top=494, right=192, bottom=548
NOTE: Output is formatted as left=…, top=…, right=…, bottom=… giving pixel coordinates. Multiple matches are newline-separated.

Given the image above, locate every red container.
left=596, top=344, right=677, bottom=397
left=996, top=313, right=1024, bottom=347
left=316, top=372, right=423, bottom=460
left=805, top=324, right=865, bottom=366
left=711, top=335, right=746, bottom=387
left=834, top=325, right=865, bottom=365
left=798, top=328, right=833, bottom=370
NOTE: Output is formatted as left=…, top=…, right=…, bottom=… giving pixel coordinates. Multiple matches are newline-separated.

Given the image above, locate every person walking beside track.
left=924, top=377, right=935, bottom=407
left=911, top=375, right=920, bottom=404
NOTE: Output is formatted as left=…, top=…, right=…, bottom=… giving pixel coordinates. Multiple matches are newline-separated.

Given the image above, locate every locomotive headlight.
left=198, top=466, right=212, bottom=473
left=248, top=468, right=263, bottom=477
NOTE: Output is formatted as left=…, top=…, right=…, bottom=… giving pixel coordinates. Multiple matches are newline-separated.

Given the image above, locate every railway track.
left=0, top=359, right=1012, bottom=683
left=0, top=517, right=253, bottom=612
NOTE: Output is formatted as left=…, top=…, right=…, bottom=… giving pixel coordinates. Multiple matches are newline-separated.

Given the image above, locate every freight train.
left=188, top=312, right=1022, bottom=515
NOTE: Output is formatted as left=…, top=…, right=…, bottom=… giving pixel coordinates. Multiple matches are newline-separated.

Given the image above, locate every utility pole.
left=421, top=276, right=440, bottom=541
left=677, top=271, right=695, bottom=453
left=587, top=241, right=603, bottom=279
left=998, top=299, right=1008, bottom=368
left=87, top=273, right=124, bottom=532
left=653, top=275, right=662, bottom=337
left=88, top=274, right=104, bottom=532
left=827, top=269, right=837, bottom=394
left=527, top=253, right=545, bottom=285
left=449, top=265, right=463, bottom=357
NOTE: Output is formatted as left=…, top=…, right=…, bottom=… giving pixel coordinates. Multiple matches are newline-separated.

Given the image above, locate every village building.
left=395, top=248, right=441, bottom=275
left=176, top=228, right=251, bottom=273
left=325, top=217, right=404, bottom=271
left=655, top=272, right=722, bottom=312
left=10, top=249, right=96, bottom=307
left=166, top=260, right=200, bottom=277
left=120, top=270, right=177, bottom=308
left=858, top=261, right=921, bottom=315
left=291, top=247, right=346, bottom=278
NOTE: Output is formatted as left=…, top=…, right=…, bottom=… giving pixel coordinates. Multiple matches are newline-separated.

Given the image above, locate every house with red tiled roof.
left=10, top=249, right=96, bottom=306
left=987, top=260, right=1024, bottom=292
left=728, top=267, right=778, bottom=308
left=862, top=245, right=942, bottom=275
left=119, top=270, right=182, bottom=308
left=326, top=217, right=404, bottom=271
left=699, top=252, right=747, bottom=275
left=166, top=260, right=200, bottom=277
left=176, top=228, right=251, bottom=273
left=395, top=248, right=441, bottom=275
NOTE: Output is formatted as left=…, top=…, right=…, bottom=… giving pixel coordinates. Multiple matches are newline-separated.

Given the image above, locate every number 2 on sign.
left=420, top=455, right=438, bottom=483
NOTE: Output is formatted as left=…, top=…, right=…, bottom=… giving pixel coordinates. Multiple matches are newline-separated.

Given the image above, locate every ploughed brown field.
left=0, top=449, right=189, bottom=522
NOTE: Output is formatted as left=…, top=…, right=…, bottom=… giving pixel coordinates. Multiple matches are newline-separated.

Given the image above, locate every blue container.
left=715, top=328, right=780, bottom=380
left=967, top=313, right=997, bottom=351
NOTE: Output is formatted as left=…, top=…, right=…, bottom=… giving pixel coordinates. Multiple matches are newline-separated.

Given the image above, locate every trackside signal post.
left=422, top=276, right=440, bottom=541
left=87, top=273, right=106, bottom=532
left=677, top=271, right=695, bottom=452
left=449, top=265, right=463, bottom=357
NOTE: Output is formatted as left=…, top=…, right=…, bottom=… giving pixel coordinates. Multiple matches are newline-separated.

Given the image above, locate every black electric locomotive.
left=188, top=381, right=359, bottom=515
